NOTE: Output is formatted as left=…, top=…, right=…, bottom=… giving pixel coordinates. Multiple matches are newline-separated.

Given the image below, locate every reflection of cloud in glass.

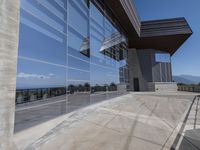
left=155, top=53, right=171, bottom=63
left=16, top=58, right=66, bottom=89
left=17, top=72, right=51, bottom=79
left=49, top=73, right=54, bottom=76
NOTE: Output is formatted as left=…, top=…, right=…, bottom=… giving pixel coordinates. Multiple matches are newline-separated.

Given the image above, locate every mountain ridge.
left=173, top=74, right=200, bottom=84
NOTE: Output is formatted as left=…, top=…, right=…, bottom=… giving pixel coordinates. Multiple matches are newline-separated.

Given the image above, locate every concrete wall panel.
left=128, top=48, right=149, bottom=91
left=0, top=0, right=20, bottom=149
left=154, top=82, right=178, bottom=92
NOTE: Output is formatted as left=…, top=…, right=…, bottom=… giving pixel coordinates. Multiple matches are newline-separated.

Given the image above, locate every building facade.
left=0, top=0, right=192, bottom=149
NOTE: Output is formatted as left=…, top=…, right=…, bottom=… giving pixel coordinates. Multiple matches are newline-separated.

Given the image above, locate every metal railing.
left=178, top=85, right=200, bottom=93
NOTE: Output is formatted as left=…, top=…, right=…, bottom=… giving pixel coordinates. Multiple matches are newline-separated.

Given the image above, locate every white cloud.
left=17, top=72, right=51, bottom=79
left=49, top=73, right=54, bottom=76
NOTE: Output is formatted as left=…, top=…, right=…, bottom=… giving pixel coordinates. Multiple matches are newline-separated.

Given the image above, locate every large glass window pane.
left=67, top=81, right=90, bottom=112
left=15, top=0, right=129, bottom=133
left=68, top=27, right=89, bottom=58
left=90, top=1, right=129, bottom=101
left=68, top=56, right=90, bottom=71
left=15, top=0, right=68, bottom=133
left=19, top=0, right=67, bottom=66
left=15, top=59, right=67, bottom=132
left=68, top=68, right=90, bottom=81
left=68, top=0, right=89, bottom=37
left=67, top=0, right=90, bottom=112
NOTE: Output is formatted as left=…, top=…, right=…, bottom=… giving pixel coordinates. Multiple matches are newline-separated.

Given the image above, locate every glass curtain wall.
left=15, top=0, right=68, bottom=132
left=90, top=1, right=129, bottom=103
left=15, top=0, right=129, bottom=132
left=67, top=0, right=90, bottom=112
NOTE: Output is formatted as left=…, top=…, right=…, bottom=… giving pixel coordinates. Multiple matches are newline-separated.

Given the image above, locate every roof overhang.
left=97, top=0, right=140, bottom=38
left=102, top=0, right=193, bottom=55
left=133, top=18, right=193, bottom=55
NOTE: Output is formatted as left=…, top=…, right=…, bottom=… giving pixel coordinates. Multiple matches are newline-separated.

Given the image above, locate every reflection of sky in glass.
left=19, top=0, right=67, bottom=66
left=17, top=0, right=129, bottom=90
left=90, top=4, right=104, bottom=27
left=68, top=55, right=89, bottom=71
left=15, top=0, right=130, bottom=133
left=21, top=0, right=65, bottom=33
left=90, top=2, right=127, bottom=87
left=17, top=0, right=67, bottom=89
left=18, top=23, right=67, bottom=65
left=91, top=68, right=119, bottom=86
left=68, top=0, right=88, bottom=37
left=16, top=59, right=66, bottom=89
left=155, top=53, right=171, bottom=63
left=68, top=68, right=90, bottom=81
left=68, top=27, right=85, bottom=51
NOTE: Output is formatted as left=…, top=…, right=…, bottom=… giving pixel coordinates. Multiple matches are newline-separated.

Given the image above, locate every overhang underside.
left=131, top=33, right=192, bottom=55
left=130, top=18, right=193, bottom=55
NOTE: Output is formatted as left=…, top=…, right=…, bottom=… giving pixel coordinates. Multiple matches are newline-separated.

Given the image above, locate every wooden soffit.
left=132, top=18, right=193, bottom=55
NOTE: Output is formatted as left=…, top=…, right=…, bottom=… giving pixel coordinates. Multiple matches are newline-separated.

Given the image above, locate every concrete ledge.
left=148, top=82, right=178, bottom=92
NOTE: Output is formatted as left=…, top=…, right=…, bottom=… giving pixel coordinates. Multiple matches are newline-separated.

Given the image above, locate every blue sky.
left=134, top=0, right=200, bottom=76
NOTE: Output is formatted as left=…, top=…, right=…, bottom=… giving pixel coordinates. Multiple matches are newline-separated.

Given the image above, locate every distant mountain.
left=173, top=75, right=200, bottom=85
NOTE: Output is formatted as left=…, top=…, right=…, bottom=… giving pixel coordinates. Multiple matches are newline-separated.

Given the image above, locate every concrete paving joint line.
left=170, top=95, right=199, bottom=150
left=194, top=97, right=199, bottom=129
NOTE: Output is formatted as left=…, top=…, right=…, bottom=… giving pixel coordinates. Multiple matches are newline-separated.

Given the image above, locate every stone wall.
left=0, top=0, right=20, bottom=149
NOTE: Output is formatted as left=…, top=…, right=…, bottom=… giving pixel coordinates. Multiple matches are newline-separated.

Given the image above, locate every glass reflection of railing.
left=16, top=87, right=66, bottom=105
left=91, top=83, right=117, bottom=94
left=67, top=83, right=90, bottom=94
left=16, top=83, right=125, bottom=104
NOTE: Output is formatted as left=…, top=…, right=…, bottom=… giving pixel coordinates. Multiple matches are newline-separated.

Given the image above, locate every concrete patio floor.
left=14, top=92, right=200, bottom=150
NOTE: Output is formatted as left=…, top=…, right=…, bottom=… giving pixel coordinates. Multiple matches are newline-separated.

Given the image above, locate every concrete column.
left=0, top=0, right=20, bottom=149
left=128, top=48, right=148, bottom=91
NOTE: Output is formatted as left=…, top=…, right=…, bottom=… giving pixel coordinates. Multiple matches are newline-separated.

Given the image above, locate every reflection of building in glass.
left=119, top=65, right=129, bottom=84
left=80, top=37, right=90, bottom=57
left=2, top=0, right=191, bottom=134
left=100, top=32, right=127, bottom=61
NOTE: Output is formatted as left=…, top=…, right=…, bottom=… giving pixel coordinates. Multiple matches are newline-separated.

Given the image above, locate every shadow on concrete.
left=170, top=96, right=197, bottom=150
left=179, top=95, right=200, bottom=150
left=178, top=129, right=200, bottom=150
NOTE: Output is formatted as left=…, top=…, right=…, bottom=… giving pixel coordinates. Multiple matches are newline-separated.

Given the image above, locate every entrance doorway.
left=134, top=78, right=140, bottom=91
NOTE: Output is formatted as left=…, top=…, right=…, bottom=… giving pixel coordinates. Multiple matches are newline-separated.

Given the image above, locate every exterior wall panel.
left=128, top=48, right=149, bottom=91
left=0, top=0, right=20, bottom=149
